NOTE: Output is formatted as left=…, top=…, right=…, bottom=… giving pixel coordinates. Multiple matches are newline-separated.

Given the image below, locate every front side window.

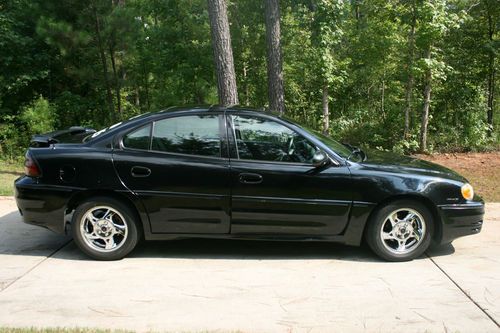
left=231, top=115, right=316, bottom=163
left=122, top=124, right=151, bottom=150
left=152, top=115, right=221, bottom=157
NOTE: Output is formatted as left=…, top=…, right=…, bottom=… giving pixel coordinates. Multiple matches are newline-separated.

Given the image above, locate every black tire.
left=366, top=200, right=433, bottom=262
left=71, top=197, right=141, bottom=260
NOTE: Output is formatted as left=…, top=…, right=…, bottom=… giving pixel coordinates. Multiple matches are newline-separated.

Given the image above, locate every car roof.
left=158, top=104, right=268, bottom=113
left=85, top=105, right=276, bottom=146
left=136, top=104, right=278, bottom=122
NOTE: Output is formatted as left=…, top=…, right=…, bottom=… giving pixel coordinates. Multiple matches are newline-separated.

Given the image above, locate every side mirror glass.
left=312, top=150, right=330, bottom=168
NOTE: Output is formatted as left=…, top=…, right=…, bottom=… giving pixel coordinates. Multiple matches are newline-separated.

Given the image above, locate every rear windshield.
left=84, top=113, right=153, bottom=142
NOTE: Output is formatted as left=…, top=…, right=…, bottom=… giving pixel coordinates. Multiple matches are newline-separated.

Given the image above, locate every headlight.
left=461, top=183, right=474, bottom=200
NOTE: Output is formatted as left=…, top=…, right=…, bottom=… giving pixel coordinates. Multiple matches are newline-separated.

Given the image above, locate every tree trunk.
left=322, top=83, right=329, bottom=135
left=264, top=0, right=285, bottom=114
left=109, top=0, right=125, bottom=121
left=135, top=86, right=140, bottom=107
left=420, top=47, right=432, bottom=152
left=207, top=0, right=239, bottom=105
left=92, top=3, right=115, bottom=123
left=354, top=0, right=361, bottom=30
left=141, top=58, right=150, bottom=111
left=404, top=1, right=416, bottom=138
left=243, top=63, right=250, bottom=106
left=109, top=44, right=122, bottom=119
left=380, top=78, right=385, bottom=119
left=487, top=54, right=495, bottom=134
left=486, top=6, right=495, bottom=135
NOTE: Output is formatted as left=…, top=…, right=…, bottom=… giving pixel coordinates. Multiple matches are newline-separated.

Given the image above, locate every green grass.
left=0, top=329, right=238, bottom=333
left=0, top=329, right=134, bottom=333
left=0, top=159, right=23, bottom=196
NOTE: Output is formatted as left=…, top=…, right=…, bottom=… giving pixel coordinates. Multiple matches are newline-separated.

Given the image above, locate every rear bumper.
left=15, top=176, right=73, bottom=234
left=437, top=202, right=484, bottom=244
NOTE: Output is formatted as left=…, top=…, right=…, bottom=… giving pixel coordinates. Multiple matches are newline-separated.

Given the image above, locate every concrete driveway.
left=0, top=197, right=499, bottom=333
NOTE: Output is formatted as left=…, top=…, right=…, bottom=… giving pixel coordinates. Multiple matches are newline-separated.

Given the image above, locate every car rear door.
left=227, top=113, right=352, bottom=235
left=112, top=112, right=231, bottom=234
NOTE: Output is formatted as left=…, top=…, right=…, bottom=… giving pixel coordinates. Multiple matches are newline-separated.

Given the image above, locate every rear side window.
left=122, top=124, right=151, bottom=150
left=152, top=115, right=221, bottom=157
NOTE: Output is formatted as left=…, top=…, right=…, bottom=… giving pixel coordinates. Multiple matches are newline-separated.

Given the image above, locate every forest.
left=0, top=0, right=498, bottom=160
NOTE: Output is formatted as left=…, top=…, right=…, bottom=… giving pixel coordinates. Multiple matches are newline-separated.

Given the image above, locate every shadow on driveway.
left=427, top=242, right=456, bottom=257
left=130, top=238, right=381, bottom=262
left=0, top=211, right=70, bottom=257
left=1, top=208, right=454, bottom=263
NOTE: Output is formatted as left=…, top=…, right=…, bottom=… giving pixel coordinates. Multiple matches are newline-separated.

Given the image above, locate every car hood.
left=356, top=149, right=467, bottom=182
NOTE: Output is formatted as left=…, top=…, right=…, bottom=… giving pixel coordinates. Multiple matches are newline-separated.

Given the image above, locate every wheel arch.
left=65, top=190, right=146, bottom=236
left=362, top=194, right=442, bottom=243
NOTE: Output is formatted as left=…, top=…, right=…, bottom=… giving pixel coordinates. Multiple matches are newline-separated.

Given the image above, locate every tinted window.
left=298, top=125, right=352, bottom=159
left=122, top=124, right=151, bottom=150
left=231, top=115, right=316, bottom=163
left=152, top=115, right=221, bottom=157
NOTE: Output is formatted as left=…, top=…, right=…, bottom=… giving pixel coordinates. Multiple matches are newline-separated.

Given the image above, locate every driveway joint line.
left=426, top=252, right=500, bottom=328
left=0, top=239, right=72, bottom=293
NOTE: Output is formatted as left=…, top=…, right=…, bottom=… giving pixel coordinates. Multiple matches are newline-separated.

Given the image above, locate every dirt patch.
left=414, top=152, right=500, bottom=202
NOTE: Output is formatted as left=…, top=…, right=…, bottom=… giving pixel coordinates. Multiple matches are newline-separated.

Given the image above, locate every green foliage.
left=431, top=96, right=497, bottom=152
left=0, top=0, right=498, bottom=159
left=0, top=96, right=55, bottom=159
left=393, top=136, right=421, bottom=155
left=0, top=114, right=24, bottom=159
left=20, top=96, right=55, bottom=135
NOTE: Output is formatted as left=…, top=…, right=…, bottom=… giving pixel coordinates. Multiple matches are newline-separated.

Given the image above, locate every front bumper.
left=437, top=202, right=484, bottom=244
left=15, top=176, right=73, bottom=234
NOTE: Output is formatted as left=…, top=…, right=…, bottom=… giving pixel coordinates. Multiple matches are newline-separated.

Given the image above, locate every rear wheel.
left=366, top=200, right=433, bottom=262
left=72, top=197, right=141, bottom=260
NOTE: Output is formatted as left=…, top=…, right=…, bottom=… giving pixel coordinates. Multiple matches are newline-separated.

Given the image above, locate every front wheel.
left=366, top=200, right=433, bottom=262
left=72, top=197, right=141, bottom=260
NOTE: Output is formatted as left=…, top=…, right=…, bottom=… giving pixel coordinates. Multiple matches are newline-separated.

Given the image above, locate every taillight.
left=24, top=152, right=41, bottom=177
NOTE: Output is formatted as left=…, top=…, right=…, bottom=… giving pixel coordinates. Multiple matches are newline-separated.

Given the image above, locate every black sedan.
left=14, top=106, right=484, bottom=261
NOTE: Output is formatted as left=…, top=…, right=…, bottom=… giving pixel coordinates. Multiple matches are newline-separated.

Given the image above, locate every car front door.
left=227, top=113, right=352, bottom=235
left=113, top=113, right=231, bottom=234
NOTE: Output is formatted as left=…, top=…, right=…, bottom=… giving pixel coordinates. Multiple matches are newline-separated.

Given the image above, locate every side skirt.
left=144, top=232, right=345, bottom=243
left=143, top=202, right=376, bottom=245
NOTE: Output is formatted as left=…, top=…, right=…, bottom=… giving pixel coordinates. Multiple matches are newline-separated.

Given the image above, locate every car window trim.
left=227, top=113, right=322, bottom=166
left=121, top=137, right=229, bottom=161
left=219, top=113, right=230, bottom=159
left=225, top=114, right=239, bottom=159
left=132, top=147, right=229, bottom=161
left=232, top=157, right=314, bottom=167
left=228, top=111, right=347, bottom=166
left=120, top=123, right=153, bottom=151
left=151, top=113, right=223, bottom=158
left=149, top=120, right=155, bottom=151
left=118, top=113, right=228, bottom=160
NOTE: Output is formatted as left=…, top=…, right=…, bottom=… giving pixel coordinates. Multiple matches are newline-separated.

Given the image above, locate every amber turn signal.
left=461, top=183, right=474, bottom=201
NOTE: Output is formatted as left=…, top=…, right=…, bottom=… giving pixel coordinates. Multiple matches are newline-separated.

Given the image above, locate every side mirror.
left=312, top=150, right=330, bottom=168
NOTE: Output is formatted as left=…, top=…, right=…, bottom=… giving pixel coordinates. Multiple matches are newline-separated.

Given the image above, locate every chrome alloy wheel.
left=380, top=208, right=426, bottom=255
left=80, top=206, right=128, bottom=252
